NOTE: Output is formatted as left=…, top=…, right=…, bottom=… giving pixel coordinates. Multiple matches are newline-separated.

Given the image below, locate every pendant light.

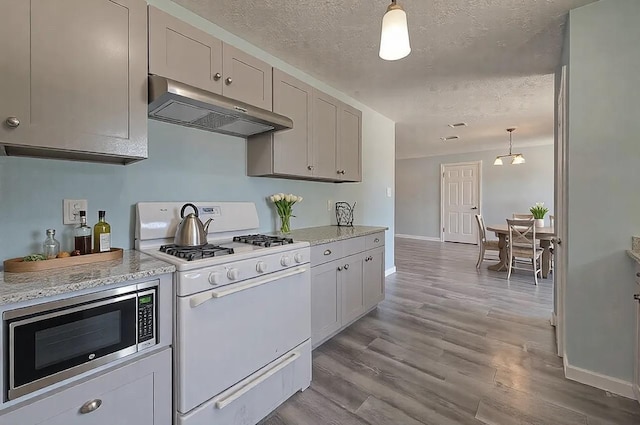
left=379, top=0, right=411, bottom=61
left=494, top=128, right=526, bottom=166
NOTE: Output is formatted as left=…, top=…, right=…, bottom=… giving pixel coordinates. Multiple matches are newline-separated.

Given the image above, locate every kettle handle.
left=181, top=203, right=198, bottom=219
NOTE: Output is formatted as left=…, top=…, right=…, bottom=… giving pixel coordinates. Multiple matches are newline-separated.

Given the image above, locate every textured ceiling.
left=174, top=0, right=595, bottom=158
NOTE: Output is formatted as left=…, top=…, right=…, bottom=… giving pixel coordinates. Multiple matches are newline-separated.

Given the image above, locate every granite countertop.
left=627, top=250, right=640, bottom=264
left=628, top=236, right=640, bottom=264
left=0, top=250, right=175, bottom=306
left=285, top=225, right=388, bottom=246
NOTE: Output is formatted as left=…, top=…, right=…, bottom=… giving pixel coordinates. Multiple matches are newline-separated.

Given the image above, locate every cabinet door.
left=0, top=0, right=147, bottom=161
left=0, top=348, right=172, bottom=425
left=364, top=248, right=385, bottom=309
left=312, top=90, right=339, bottom=179
left=311, top=261, right=341, bottom=346
left=149, top=6, right=223, bottom=95
left=272, top=70, right=313, bottom=176
left=222, top=44, right=273, bottom=111
left=341, top=254, right=365, bottom=325
left=337, top=103, right=362, bottom=182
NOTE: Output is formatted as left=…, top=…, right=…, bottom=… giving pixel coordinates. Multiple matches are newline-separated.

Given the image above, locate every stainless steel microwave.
left=3, top=281, right=158, bottom=400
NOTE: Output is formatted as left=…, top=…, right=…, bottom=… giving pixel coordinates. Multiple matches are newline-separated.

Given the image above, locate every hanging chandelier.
left=494, top=128, right=525, bottom=166
left=379, top=0, right=411, bottom=61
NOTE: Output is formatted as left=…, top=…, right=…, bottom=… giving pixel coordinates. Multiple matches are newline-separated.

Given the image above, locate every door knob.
left=471, top=206, right=478, bottom=210
left=5, top=117, right=19, bottom=128
left=213, top=73, right=222, bottom=81
left=225, top=77, right=233, bottom=85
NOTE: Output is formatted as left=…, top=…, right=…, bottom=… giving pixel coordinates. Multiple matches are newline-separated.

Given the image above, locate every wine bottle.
left=74, top=211, right=92, bottom=255
left=93, top=210, right=111, bottom=253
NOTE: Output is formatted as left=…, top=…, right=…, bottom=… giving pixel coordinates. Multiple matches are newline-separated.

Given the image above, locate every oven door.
left=5, top=291, right=138, bottom=400
left=176, top=266, right=311, bottom=414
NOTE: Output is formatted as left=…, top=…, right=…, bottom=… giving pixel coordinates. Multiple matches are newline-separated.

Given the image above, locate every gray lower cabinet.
left=0, top=348, right=172, bottom=425
left=311, top=260, right=342, bottom=344
left=364, top=247, right=385, bottom=308
left=311, top=233, right=385, bottom=347
left=0, top=0, right=148, bottom=164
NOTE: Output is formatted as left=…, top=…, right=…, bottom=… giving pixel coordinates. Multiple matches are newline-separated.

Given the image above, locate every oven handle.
left=214, top=351, right=301, bottom=410
left=189, top=267, right=308, bottom=308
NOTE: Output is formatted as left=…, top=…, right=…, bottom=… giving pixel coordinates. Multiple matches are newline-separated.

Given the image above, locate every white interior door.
left=555, top=65, right=567, bottom=357
left=441, top=162, right=481, bottom=244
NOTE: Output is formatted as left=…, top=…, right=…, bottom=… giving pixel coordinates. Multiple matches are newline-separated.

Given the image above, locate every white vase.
left=534, top=218, right=545, bottom=228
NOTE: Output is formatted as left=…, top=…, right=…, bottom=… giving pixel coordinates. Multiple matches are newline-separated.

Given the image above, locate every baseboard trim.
left=385, top=266, right=396, bottom=276
left=395, top=234, right=442, bottom=242
left=563, top=355, right=636, bottom=399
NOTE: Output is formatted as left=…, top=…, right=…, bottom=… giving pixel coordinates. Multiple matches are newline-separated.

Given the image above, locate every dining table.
left=485, top=224, right=556, bottom=278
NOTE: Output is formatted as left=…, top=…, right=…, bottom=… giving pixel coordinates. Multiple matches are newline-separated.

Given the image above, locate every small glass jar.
left=43, top=229, right=60, bottom=259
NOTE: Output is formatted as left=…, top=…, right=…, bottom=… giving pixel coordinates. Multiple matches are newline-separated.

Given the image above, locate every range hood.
left=148, top=75, right=293, bottom=138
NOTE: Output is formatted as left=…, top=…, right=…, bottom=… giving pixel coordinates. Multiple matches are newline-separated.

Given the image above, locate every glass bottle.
left=42, top=229, right=60, bottom=259
left=93, top=210, right=111, bottom=253
left=74, top=210, right=92, bottom=255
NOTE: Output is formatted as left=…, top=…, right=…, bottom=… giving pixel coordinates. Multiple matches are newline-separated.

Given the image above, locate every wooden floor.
left=261, top=238, right=640, bottom=425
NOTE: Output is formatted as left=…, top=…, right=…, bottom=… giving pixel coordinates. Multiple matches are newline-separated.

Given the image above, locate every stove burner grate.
left=233, top=234, right=294, bottom=248
left=160, top=244, right=234, bottom=261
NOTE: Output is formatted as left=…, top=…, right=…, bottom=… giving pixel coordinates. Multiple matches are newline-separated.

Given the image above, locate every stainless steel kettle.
left=174, top=203, right=213, bottom=246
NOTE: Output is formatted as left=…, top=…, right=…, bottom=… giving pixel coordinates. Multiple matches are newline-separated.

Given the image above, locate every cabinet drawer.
left=343, top=236, right=366, bottom=257
left=365, top=232, right=385, bottom=250
left=177, top=340, right=311, bottom=425
left=311, top=242, right=343, bottom=266
left=0, top=348, right=171, bottom=425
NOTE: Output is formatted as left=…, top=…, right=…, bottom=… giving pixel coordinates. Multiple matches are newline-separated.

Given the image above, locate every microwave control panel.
left=137, top=290, right=156, bottom=350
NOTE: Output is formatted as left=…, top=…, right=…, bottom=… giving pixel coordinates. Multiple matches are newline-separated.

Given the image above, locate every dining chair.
left=475, top=215, right=500, bottom=269
left=512, top=213, right=534, bottom=219
left=506, top=219, right=543, bottom=285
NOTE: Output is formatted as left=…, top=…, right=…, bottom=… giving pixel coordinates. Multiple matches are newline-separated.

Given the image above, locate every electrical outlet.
left=386, top=187, right=392, bottom=197
left=327, top=200, right=332, bottom=212
left=63, top=199, right=88, bottom=224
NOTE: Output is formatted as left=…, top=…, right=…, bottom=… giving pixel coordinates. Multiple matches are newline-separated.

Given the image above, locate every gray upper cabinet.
left=148, top=7, right=272, bottom=111
left=0, top=0, right=148, bottom=164
left=338, top=103, right=362, bottom=182
left=247, top=70, right=313, bottom=178
left=312, top=89, right=340, bottom=180
left=148, top=6, right=223, bottom=95
left=223, top=44, right=273, bottom=111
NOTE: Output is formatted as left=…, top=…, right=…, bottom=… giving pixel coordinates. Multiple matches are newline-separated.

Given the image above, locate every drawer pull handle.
left=344, top=264, right=349, bottom=270
left=374, top=238, right=380, bottom=243
left=79, top=399, right=102, bottom=414
left=215, top=352, right=300, bottom=409
left=324, top=249, right=332, bottom=256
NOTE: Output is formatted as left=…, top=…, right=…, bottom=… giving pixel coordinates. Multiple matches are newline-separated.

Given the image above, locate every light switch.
left=386, top=187, right=392, bottom=197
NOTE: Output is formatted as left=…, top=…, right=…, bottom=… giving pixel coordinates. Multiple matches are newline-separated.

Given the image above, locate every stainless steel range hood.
left=148, top=75, right=292, bottom=137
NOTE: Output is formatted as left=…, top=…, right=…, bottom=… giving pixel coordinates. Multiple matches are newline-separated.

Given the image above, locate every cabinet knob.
left=337, top=266, right=343, bottom=271
left=307, top=165, right=314, bottom=170
left=213, top=72, right=222, bottom=81
left=636, top=272, right=640, bottom=278
left=634, top=294, right=640, bottom=302
left=225, top=77, right=233, bottom=85
left=341, top=170, right=346, bottom=175
left=324, top=249, right=331, bottom=256
left=344, top=263, right=349, bottom=270
left=79, top=399, right=102, bottom=414
left=374, top=238, right=380, bottom=243
left=5, top=117, right=19, bottom=128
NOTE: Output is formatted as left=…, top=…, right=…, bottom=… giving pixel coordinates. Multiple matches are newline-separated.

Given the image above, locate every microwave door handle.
left=189, top=267, right=308, bottom=308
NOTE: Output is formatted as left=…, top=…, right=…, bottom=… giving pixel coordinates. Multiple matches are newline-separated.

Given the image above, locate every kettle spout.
left=203, top=218, right=214, bottom=233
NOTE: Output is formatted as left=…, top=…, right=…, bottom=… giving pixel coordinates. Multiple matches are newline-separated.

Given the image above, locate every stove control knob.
left=208, top=271, right=222, bottom=285
left=227, top=268, right=240, bottom=280
left=294, top=253, right=304, bottom=263
left=256, top=261, right=268, bottom=273
left=280, top=255, right=292, bottom=267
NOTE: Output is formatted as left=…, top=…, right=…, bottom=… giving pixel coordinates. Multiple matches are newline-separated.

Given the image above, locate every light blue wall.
left=395, top=144, right=555, bottom=238
left=564, top=0, right=640, bottom=383
left=0, top=1, right=396, bottom=271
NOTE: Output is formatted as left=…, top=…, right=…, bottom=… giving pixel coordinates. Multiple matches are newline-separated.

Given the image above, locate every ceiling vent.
left=440, top=136, right=460, bottom=141
left=448, top=122, right=468, bottom=128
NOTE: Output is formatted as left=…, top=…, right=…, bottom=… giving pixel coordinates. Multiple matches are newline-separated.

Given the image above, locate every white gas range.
left=136, top=202, right=311, bottom=425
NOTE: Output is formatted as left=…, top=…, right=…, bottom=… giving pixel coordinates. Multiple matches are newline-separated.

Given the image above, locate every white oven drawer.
left=176, top=267, right=311, bottom=413
left=177, top=340, right=311, bottom=425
